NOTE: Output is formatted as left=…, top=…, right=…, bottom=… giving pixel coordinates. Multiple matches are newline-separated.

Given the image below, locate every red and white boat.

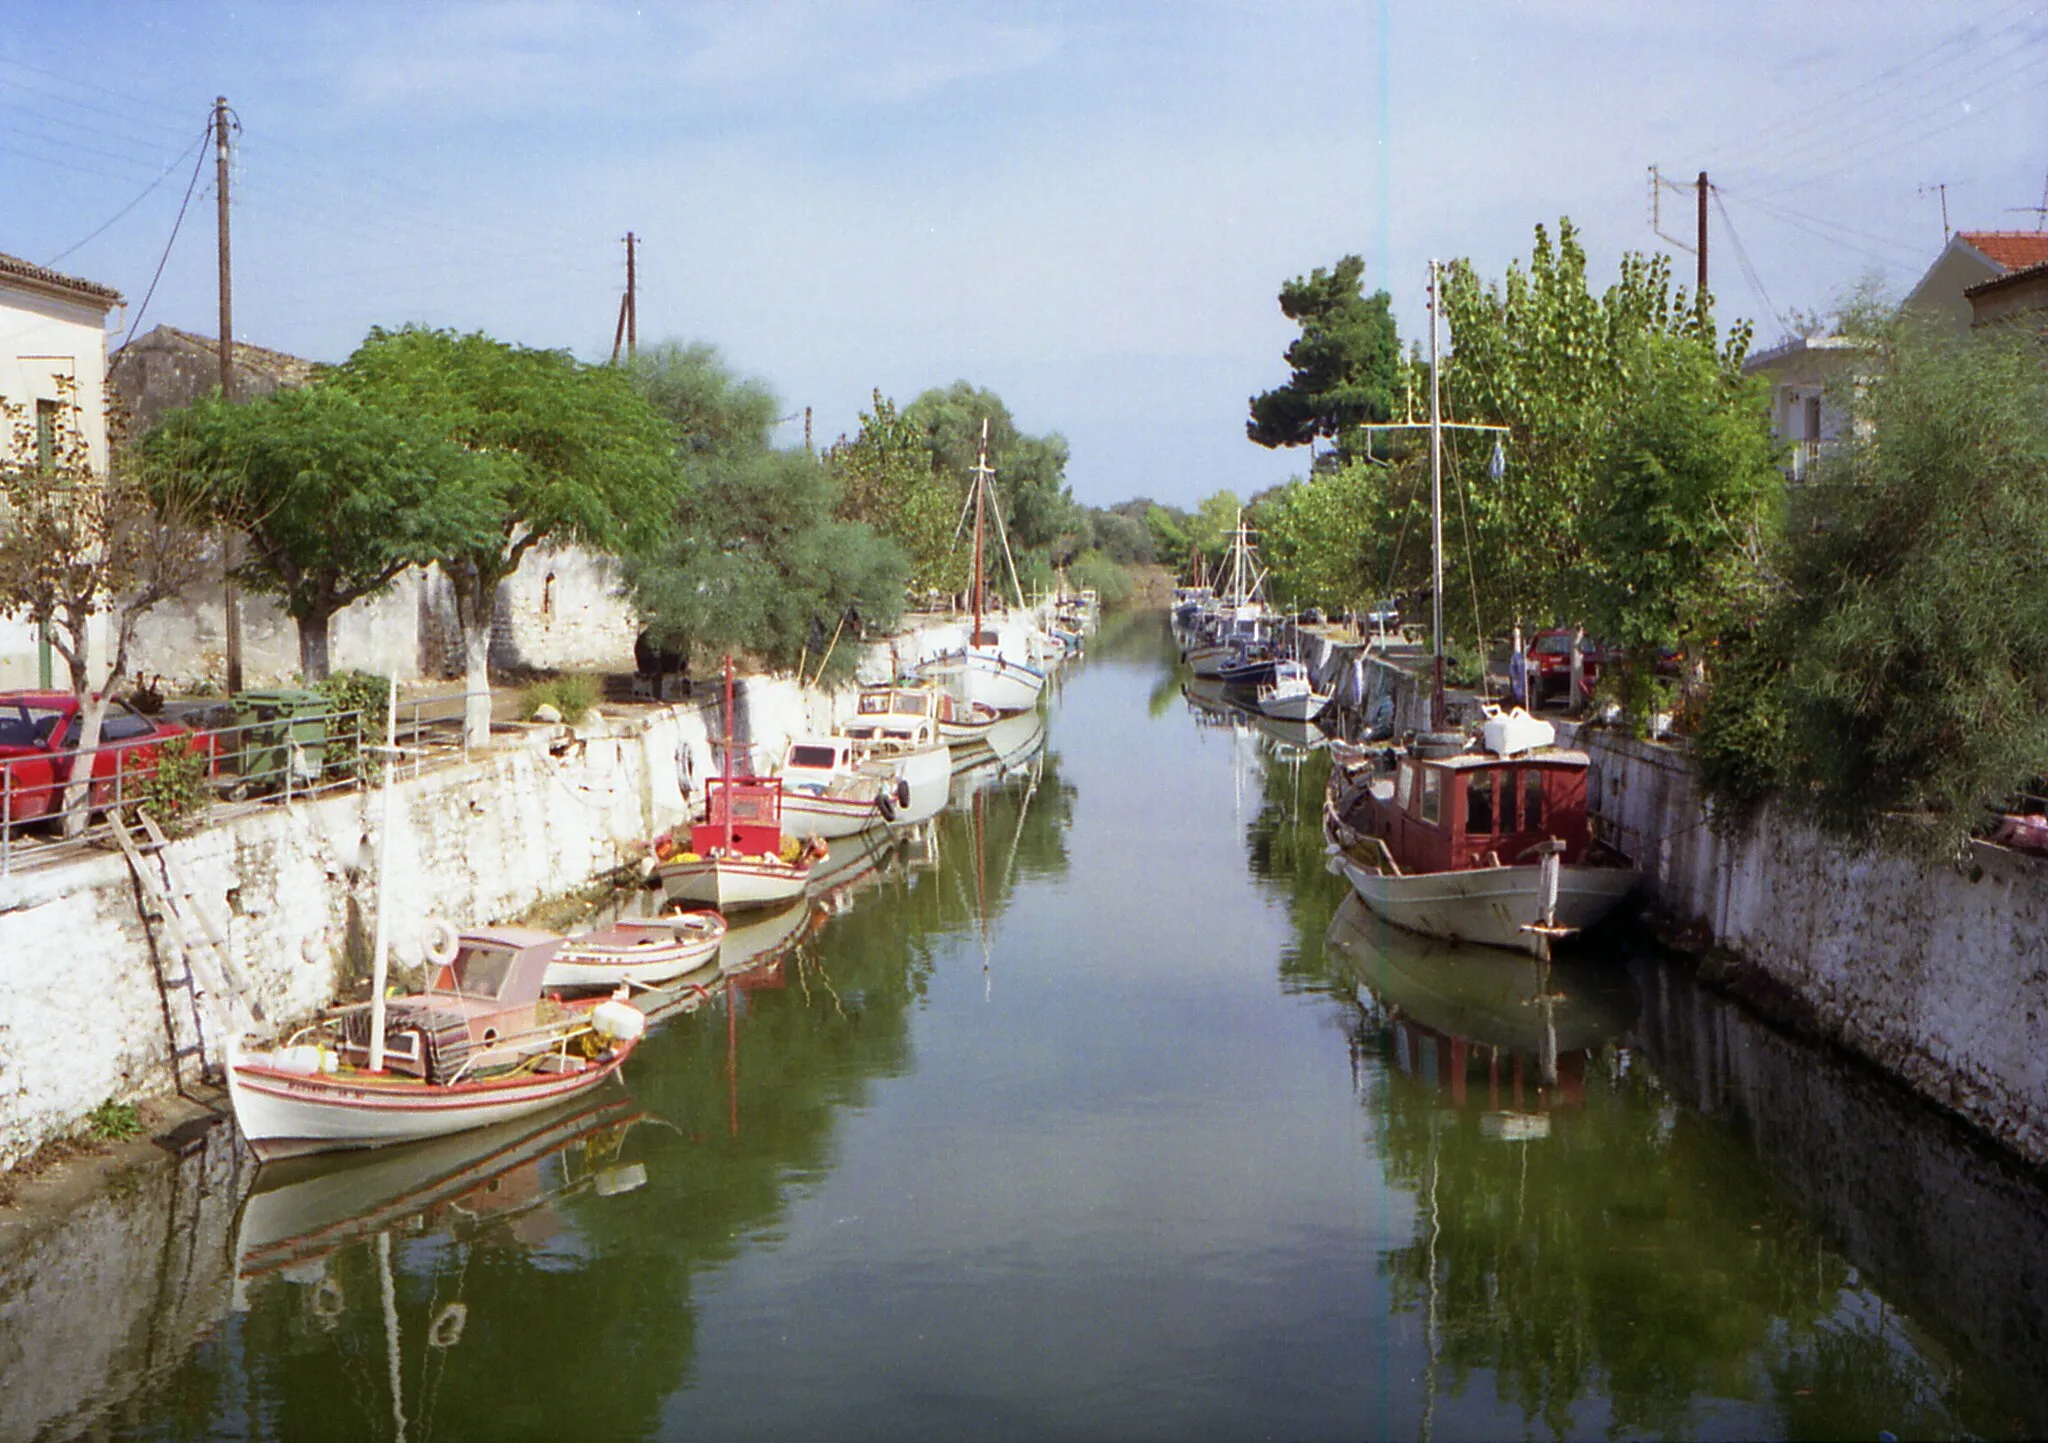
left=655, top=656, right=820, bottom=911
left=544, top=909, right=726, bottom=991
left=227, top=927, right=644, bottom=1161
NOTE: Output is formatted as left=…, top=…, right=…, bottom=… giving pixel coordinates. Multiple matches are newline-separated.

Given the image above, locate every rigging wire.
left=45, top=122, right=209, bottom=266
left=119, top=133, right=211, bottom=351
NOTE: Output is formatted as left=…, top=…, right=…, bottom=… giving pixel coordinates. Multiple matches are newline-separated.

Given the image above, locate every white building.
left=0, top=251, right=124, bottom=688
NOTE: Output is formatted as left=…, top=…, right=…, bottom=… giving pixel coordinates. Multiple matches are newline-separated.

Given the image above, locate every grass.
left=521, top=674, right=599, bottom=724
left=85, top=1098, right=142, bottom=1143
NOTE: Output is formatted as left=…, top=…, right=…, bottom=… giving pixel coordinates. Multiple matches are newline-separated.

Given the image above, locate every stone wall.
left=0, top=669, right=856, bottom=1171
left=1581, top=726, right=2048, bottom=1168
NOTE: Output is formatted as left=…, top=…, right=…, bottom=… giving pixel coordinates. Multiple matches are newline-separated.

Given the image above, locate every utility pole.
left=804, top=405, right=812, bottom=454
left=215, top=94, right=242, bottom=694
left=609, top=232, right=639, bottom=363
left=1696, top=171, right=1709, bottom=298
left=1428, top=259, right=1444, bottom=731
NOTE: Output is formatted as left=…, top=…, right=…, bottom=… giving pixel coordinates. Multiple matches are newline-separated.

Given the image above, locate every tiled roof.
left=1958, top=231, right=2048, bottom=271
left=0, top=250, right=123, bottom=304
left=114, top=324, right=322, bottom=386
left=1964, top=257, right=2048, bottom=298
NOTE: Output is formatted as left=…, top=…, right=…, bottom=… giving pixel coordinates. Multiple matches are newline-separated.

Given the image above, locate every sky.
left=4, top=1, right=2046, bottom=510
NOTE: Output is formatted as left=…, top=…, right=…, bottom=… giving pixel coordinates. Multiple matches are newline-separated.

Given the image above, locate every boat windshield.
left=448, top=945, right=517, bottom=1000
left=857, top=693, right=890, bottom=715
left=789, top=744, right=841, bottom=770
left=892, top=695, right=928, bottom=716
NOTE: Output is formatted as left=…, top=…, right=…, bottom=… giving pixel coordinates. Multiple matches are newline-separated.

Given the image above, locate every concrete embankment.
left=0, top=618, right=978, bottom=1172
left=1334, top=642, right=2048, bottom=1169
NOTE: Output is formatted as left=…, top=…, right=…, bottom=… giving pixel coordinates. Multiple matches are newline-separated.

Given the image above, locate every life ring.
left=422, top=916, right=460, bottom=966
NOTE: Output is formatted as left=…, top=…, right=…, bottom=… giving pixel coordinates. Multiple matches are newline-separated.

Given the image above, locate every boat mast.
left=722, top=653, right=737, bottom=851
left=368, top=678, right=399, bottom=1073
left=1428, top=258, right=1446, bottom=732
left=972, top=418, right=989, bottom=641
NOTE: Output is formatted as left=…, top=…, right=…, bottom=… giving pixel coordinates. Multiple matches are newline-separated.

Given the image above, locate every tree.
left=825, top=391, right=963, bottom=595
left=1247, top=255, right=1400, bottom=452
left=1144, top=503, right=1192, bottom=575
left=334, top=327, right=678, bottom=744
left=1439, top=219, right=1753, bottom=648
left=902, top=381, right=1079, bottom=562
left=625, top=446, right=907, bottom=683
left=1184, top=490, right=1244, bottom=581
left=627, top=340, right=779, bottom=460
left=1256, top=458, right=1428, bottom=614
left=146, top=386, right=498, bottom=680
left=1702, top=319, right=2048, bottom=854
left=0, top=378, right=209, bottom=832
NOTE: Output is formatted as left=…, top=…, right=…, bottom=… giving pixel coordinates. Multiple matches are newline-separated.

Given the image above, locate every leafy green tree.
left=625, top=446, right=907, bottom=683
left=1145, top=503, right=1192, bottom=575
left=628, top=340, right=779, bottom=459
left=146, top=386, right=497, bottom=679
left=902, top=381, right=1078, bottom=560
left=334, top=326, right=678, bottom=743
left=1247, top=255, right=1400, bottom=452
left=1440, top=219, right=1754, bottom=651
left=1255, top=458, right=1428, bottom=614
left=1185, top=490, right=1245, bottom=582
left=1708, top=320, right=2048, bottom=853
left=825, top=390, right=964, bottom=595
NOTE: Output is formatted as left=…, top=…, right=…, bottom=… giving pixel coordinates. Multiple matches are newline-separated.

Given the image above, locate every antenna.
left=1917, top=183, right=1950, bottom=243
left=1646, top=164, right=1697, bottom=255
left=2004, top=169, right=2048, bottom=231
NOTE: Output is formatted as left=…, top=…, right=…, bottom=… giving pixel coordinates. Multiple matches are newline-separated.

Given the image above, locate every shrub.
left=86, top=1098, right=142, bottom=1142
left=318, top=670, right=394, bottom=783
left=135, top=735, right=210, bottom=839
left=523, top=674, right=598, bottom=723
left=1068, top=548, right=1133, bottom=606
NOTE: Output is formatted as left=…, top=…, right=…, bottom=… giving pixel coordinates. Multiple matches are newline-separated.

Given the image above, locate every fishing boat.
left=226, top=927, right=645, bottom=1162
left=1255, top=657, right=1330, bottom=723
left=916, top=420, right=1048, bottom=715
left=656, top=657, right=821, bottom=910
left=543, top=909, right=726, bottom=991
left=1322, top=261, right=1635, bottom=954
left=828, top=684, right=954, bottom=823
left=1181, top=510, right=1273, bottom=678
left=226, top=683, right=644, bottom=1162
left=777, top=734, right=899, bottom=839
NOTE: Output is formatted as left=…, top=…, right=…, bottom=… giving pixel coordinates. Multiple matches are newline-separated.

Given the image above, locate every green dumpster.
left=231, top=688, right=331, bottom=793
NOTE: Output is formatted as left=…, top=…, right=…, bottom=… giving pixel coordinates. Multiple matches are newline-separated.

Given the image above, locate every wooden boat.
left=226, top=927, right=644, bottom=1161
left=778, top=734, right=896, bottom=839
left=915, top=421, right=1048, bottom=715
left=792, top=686, right=954, bottom=827
left=1255, top=657, right=1329, bottom=722
left=656, top=656, right=819, bottom=910
left=543, top=909, right=726, bottom=990
left=226, top=682, right=643, bottom=1162
left=1324, top=720, right=1636, bottom=954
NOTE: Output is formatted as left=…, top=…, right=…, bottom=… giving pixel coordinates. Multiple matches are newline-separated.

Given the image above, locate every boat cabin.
left=1366, top=750, right=1593, bottom=874
left=782, top=737, right=857, bottom=793
left=342, top=926, right=565, bottom=1082
left=844, top=686, right=942, bottom=749
left=691, top=775, right=786, bottom=858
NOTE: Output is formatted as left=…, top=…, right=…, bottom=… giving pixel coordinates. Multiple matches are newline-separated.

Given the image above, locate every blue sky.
left=5, top=1, right=2046, bottom=508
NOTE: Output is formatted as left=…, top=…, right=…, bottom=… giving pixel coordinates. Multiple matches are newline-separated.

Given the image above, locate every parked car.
left=0, top=691, right=215, bottom=826
left=1528, top=629, right=1604, bottom=704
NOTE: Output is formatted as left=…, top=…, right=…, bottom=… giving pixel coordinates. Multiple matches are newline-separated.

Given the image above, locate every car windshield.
left=0, top=703, right=65, bottom=746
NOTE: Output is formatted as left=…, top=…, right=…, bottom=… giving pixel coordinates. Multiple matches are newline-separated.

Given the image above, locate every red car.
left=0, top=691, right=214, bottom=826
left=1528, top=629, right=1604, bottom=705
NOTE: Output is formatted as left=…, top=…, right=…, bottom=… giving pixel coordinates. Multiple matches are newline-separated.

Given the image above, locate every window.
left=1419, top=768, right=1441, bottom=827
left=1499, top=769, right=1520, bottom=832
left=451, top=946, right=517, bottom=999
left=789, top=744, right=840, bottom=769
left=1466, top=771, right=1495, bottom=833
left=1395, top=761, right=1414, bottom=811
left=1524, top=769, right=1545, bottom=832
left=35, top=400, right=60, bottom=470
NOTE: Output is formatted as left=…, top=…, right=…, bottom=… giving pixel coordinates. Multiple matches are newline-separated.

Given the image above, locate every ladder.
left=114, top=813, right=265, bottom=1092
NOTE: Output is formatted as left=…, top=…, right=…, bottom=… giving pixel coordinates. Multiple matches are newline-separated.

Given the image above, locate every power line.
left=1710, top=188, right=1788, bottom=335
left=120, top=132, right=212, bottom=351
left=45, top=122, right=209, bottom=265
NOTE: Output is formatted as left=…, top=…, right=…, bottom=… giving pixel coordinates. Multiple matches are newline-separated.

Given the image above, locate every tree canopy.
left=902, top=381, right=1078, bottom=558
left=1247, top=254, right=1401, bottom=452
left=825, top=391, right=963, bottom=595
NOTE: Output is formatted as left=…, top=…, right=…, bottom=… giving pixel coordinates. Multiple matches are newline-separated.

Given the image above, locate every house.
left=1744, top=229, right=2048, bottom=483
left=1903, top=230, right=2048, bottom=334
left=109, top=323, right=322, bottom=435
left=0, top=251, right=124, bottom=688
left=1965, top=258, right=2048, bottom=332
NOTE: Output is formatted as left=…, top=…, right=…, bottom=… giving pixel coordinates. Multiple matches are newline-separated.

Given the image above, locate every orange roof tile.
left=1958, top=231, right=2048, bottom=270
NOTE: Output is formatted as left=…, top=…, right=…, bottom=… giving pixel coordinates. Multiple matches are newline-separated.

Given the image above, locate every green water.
left=58, top=613, right=2048, bottom=1440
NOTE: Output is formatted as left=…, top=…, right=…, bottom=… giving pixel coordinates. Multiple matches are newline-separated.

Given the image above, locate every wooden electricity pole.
left=1696, top=171, right=1709, bottom=298
left=610, top=232, right=638, bottom=363
left=215, top=94, right=242, bottom=693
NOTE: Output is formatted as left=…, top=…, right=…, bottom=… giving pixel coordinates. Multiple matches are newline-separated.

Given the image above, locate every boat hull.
left=657, top=854, right=812, bottom=910
left=226, top=1044, right=634, bottom=1162
left=781, top=788, right=887, bottom=839
left=543, top=919, right=724, bottom=989
left=1334, top=855, right=1636, bottom=954
left=1256, top=688, right=1328, bottom=722
left=923, top=648, right=1045, bottom=714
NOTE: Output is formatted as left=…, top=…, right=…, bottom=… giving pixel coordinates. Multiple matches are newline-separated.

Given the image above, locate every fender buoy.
left=877, top=793, right=897, bottom=822
left=422, top=916, right=460, bottom=966
left=895, top=777, right=912, bottom=808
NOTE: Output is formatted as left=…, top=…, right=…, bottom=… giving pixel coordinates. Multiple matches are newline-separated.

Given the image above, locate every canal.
left=7, top=610, right=2048, bottom=1441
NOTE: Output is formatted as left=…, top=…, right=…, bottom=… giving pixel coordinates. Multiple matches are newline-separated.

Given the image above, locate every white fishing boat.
left=916, top=420, right=1048, bottom=715
left=1255, top=657, right=1330, bottom=723
left=226, top=927, right=644, bottom=1161
left=778, top=734, right=897, bottom=839
left=226, top=683, right=643, bottom=1162
left=543, top=909, right=726, bottom=990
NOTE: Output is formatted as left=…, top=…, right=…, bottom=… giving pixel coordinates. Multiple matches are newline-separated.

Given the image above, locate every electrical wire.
left=120, top=133, right=212, bottom=351
left=45, top=122, right=209, bottom=265
left=1710, top=188, right=1790, bottom=336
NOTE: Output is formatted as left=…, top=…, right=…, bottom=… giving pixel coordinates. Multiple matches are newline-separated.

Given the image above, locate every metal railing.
left=0, top=690, right=487, bottom=877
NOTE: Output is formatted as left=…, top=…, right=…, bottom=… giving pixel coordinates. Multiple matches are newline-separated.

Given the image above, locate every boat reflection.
left=1324, top=895, right=1637, bottom=1127
left=234, top=1095, right=648, bottom=1301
